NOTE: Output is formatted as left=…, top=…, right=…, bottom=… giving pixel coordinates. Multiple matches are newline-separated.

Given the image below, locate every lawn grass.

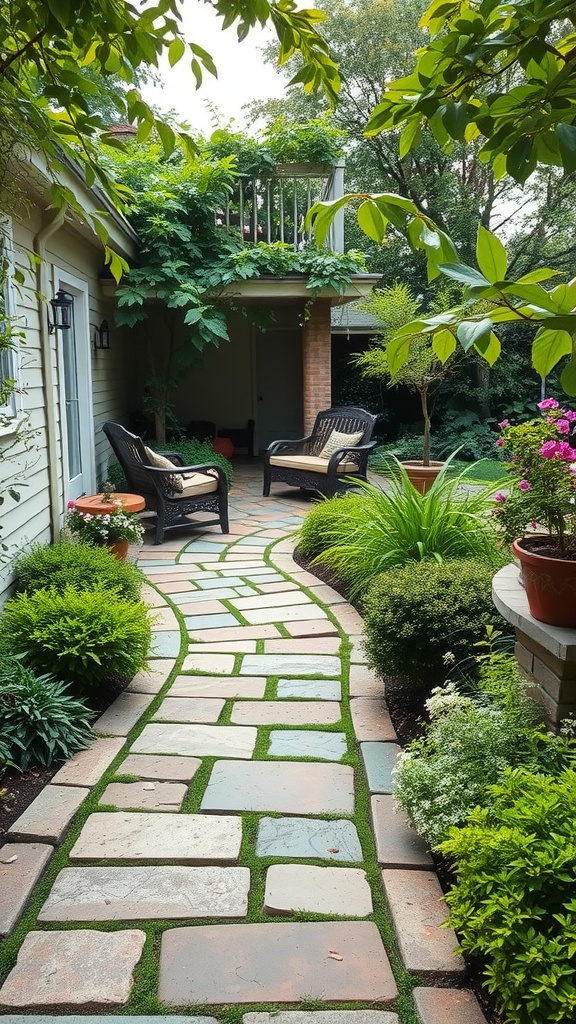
left=450, top=458, right=508, bottom=484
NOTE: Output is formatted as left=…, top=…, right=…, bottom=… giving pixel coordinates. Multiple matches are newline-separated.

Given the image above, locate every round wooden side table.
left=74, top=492, right=146, bottom=515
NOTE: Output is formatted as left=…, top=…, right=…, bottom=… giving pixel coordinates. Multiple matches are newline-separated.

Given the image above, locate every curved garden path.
left=0, top=463, right=486, bottom=1024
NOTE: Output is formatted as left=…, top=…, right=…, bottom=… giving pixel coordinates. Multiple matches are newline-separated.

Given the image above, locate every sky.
left=140, top=5, right=288, bottom=137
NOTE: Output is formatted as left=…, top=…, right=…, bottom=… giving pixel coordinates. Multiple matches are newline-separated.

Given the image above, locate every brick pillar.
left=302, top=299, right=332, bottom=434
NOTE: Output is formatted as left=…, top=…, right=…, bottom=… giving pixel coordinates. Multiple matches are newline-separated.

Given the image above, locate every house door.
left=56, top=272, right=95, bottom=500
left=256, top=330, right=303, bottom=451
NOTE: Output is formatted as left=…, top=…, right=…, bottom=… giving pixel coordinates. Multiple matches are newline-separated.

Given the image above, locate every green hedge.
left=13, top=541, right=145, bottom=601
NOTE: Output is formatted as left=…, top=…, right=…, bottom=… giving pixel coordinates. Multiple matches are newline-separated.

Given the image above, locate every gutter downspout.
left=34, top=207, right=66, bottom=541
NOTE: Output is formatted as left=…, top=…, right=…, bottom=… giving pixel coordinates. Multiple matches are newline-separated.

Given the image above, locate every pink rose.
left=540, top=440, right=559, bottom=458
left=558, top=441, right=576, bottom=461
left=564, top=410, right=576, bottom=421
left=518, top=479, right=531, bottom=491
left=494, top=493, right=506, bottom=503
left=496, top=437, right=504, bottom=447
left=67, top=500, right=75, bottom=509
left=498, top=419, right=509, bottom=429
left=557, top=419, right=571, bottom=434
left=538, top=398, right=560, bottom=410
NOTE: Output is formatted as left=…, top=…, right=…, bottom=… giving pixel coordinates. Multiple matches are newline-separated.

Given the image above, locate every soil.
left=518, top=536, right=576, bottom=560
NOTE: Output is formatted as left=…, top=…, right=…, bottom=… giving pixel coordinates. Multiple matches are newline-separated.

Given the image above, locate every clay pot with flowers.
left=65, top=498, right=144, bottom=560
left=494, top=398, right=576, bottom=627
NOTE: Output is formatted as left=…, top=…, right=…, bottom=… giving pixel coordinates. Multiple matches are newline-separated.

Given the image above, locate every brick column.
left=302, top=299, right=332, bottom=434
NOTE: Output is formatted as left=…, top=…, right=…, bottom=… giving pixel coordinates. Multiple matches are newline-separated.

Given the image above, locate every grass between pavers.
left=0, top=536, right=424, bottom=1024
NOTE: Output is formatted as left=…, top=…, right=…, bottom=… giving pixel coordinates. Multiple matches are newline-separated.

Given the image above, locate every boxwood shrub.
left=13, top=542, right=145, bottom=602
left=362, top=557, right=505, bottom=683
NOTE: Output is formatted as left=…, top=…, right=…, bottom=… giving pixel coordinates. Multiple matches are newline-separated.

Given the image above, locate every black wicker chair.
left=263, top=406, right=378, bottom=499
left=103, top=421, right=229, bottom=545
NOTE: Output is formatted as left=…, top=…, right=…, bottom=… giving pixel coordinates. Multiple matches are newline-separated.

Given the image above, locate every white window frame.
left=0, top=218, right=24, bottom=433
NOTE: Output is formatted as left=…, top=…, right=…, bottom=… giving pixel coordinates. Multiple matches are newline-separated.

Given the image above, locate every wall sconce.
left=92, top=320, right=110, bottom=351
left=48, top=290, right=73, bottom=334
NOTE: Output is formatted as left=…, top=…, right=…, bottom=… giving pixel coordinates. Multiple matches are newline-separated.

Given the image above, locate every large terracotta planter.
left=401, top=460, right=445, bottom=495
left=108, top=540, right=130, bottom=561
left=512, top=537, right=576, bottom=628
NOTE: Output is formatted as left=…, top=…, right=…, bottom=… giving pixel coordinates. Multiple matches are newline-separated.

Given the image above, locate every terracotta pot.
left=512, top=537, right=576, bottom=628
left=401, top=460, right=445, bottom=495
left=213, top=436, right=234, bottom=459
left=108, top=540, right=129, bottom=561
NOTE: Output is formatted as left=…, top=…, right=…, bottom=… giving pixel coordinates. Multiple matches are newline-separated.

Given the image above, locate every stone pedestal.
left=492, top=564, right=576, bottom=729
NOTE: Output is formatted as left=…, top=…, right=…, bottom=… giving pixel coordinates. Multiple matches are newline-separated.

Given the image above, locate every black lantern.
left=48, top=290, right=73, bottom=334
left=93, top=320, right=110, bottom=351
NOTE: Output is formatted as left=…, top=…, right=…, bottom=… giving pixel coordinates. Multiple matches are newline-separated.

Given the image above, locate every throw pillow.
left=144, top=447, right=183, bottom=493
left=318, top=429, right=364, bottom=460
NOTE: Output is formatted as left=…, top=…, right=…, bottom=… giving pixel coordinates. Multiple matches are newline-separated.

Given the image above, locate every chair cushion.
left=144, top=446, right=183, bottom=492
left=180, top=473, right=219, bottom=497
left=318, top=429, right=364, bottom=459
left=269, top=454, right=359, bottom=475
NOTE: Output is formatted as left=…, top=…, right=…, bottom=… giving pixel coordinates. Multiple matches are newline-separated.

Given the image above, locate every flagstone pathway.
left=0, top=464, right=487, bottom=1024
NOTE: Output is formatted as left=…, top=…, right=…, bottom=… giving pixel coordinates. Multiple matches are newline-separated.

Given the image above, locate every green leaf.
left=531, top=328, right=573, bottom=377
left=156, top=121, right=175, bottom=157
left=474, top=330, right=501, bottom=366
left=476, top=225, right=507, bottom=283
left=386, top=332, right=415, bottom=375
left=457, top=318, right=492, bottom=352
left=560, top=358, right=576, bottom=396
left=168, top=38, right=185, bottom=67
left=399, top=119, right=422, bottom=158
left=357, top=200, right=386, bottom=242
left=516, top=267, right=561, bottom=285
left=432, top=328, right=456, bottom=363
left=556, top=124, right=576, bottom=175
left=441, top=100, right=468, bottom=141
left=437, top=263, right=491, bottom=289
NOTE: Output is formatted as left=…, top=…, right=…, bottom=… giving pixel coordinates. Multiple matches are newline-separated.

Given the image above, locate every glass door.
left=56, top=273, right=94, bottom=500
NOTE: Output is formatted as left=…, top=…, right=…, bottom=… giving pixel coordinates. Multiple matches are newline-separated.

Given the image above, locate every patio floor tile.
left=69, top=812, right=242, bottom=863
left=201, top=761, right=354, bottom=814
left=268, top=730, right=347, bottom=761
left=240, top=654, right=340, bottom=677
left=131, top=723, right=257, bottom=759
left=264, top=864, right=372, bottom=916
left=152, top=697, right=225, bottom=723
left=231, top=701, right=341, bottom=726
left=256, top=817, right=363, bottom=862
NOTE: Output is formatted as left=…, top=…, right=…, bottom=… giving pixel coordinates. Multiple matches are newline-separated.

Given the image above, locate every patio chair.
left=263, top=406, right=378, bottom=499
left=102, top=421, right=229, bottom=544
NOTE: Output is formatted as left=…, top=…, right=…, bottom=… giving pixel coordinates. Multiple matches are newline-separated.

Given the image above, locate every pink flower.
left=564, top=410, right=576, bottom=421
left=531, top=521, right=537, bottom=529
left=557, top=419, right=571, bottom=434
left=538, top=398, right=560, bottom=410
left=67, top=500, right=75, bottom=509
left=540, top=440, right=559, bottom=458
left=496, top=437, right=504, bottom=447
left=558, top=442, right=576, bottom=461
left=494, top=492, right=506, bottom=503
left=498, top=419, right=509, bottom=429
left=518, top=479, right=531, bottom=491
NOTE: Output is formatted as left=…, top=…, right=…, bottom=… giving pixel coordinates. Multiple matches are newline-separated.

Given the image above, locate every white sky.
left=140, top=4, right=288, bottom=136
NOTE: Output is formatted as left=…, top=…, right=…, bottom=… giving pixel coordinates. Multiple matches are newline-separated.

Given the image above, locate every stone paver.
left=50, top=737, right=124, bottom=787
left=201, top=761, right=354, bottom=814
left=0, top=844, right=53, bottom=937
left=185, top=640, right=257, bottom=653
left=181, top=652, right=236, bottom=674
left=242, top=605, right=328, bottom=625
left=231, top=700, right=341, bottom=726
left=350, top=698, right=397, bottom=742
left=131, top=723, right=256, bottom=759
left=159, top=921, right=398, bottom=1004
left=7, top=786, right=89, bottom=844
left=264, top=637, right=341, bottom=654
left=169, top=675, right=266, bottom=699
left=382, top=870, right=465, bottom=977
left=371, top=795, right=433, bottom=868
left=153, top=696, right=225, bottom=723
left=38, top=866, right=250, bottom=921
left=127, top=659, right=175, bottom=693
left=240, top=654, right=340, bottom=677
left=361, top=743, right=401, bottom=794
left=268, top=730, right=347, bottom=761
left=0, top=929, right=146, bottom=1010
left=413, top=987, right=488, bottom=1024
left=349, top=665, right=382, bottom=697
left=0, top=1019, right=215, bottom=1024
left=264, top=865, right=372, bottom=916
left=244, top=1013, right=399, bottom=1024
left=150, top=631, right=181, bottom=657
left=93, top=692, right=155, bottom=737
left=231, top=590, right=312, bottom=610
left=70, top=812, right=242, bottom=864
left=188, top=624, right=282, bottom=642
left=119, top=753, right=201, bottom=781
left=184, top=612, right=239, bottom=630
left=99, top=781, right=187, bottom=812
left=285, top=619, right=340, bottom=637
left=256, top=817, right=363, bottom=862
left=277, top=678, right=341, bottom=700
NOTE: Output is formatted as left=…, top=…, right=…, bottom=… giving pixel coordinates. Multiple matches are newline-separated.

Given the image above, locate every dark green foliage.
left=297, top=493, right=361, bottom=560
left=0, top=586, right=151, bottom=692
left=12, top=542, right=145, bottom=601
left=156, top=438, right=233, bottom=485
left=362, top=557, right=505, bottom=683
left=0, top=732, right=14, bottom=775
left=0, top=659, right=93, bottom=770
left=440, top=768, right=576, bottom=1024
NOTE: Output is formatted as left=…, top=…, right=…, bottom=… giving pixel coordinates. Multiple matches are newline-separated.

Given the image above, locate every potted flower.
left=65, top=500, right=144, bottom=560
left=494, top=398, right=576, bottom=627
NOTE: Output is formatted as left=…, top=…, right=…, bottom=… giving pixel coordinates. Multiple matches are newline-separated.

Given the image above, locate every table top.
left=74, top=492, right=146, bottom=515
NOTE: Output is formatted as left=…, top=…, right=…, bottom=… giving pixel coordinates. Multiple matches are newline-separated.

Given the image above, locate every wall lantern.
left=48, top=290, right=73, bottom=334
left=93, top=320, right=110, bottom=351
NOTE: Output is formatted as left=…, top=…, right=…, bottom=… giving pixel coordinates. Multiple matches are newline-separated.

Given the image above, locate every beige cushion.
left=270, top=454, right=359, bottom=475
left=144, top=446, right=183, bottom=493
left=180, top=473, right=219, bottom=497
left=318, top=429, right=364, bottom=459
